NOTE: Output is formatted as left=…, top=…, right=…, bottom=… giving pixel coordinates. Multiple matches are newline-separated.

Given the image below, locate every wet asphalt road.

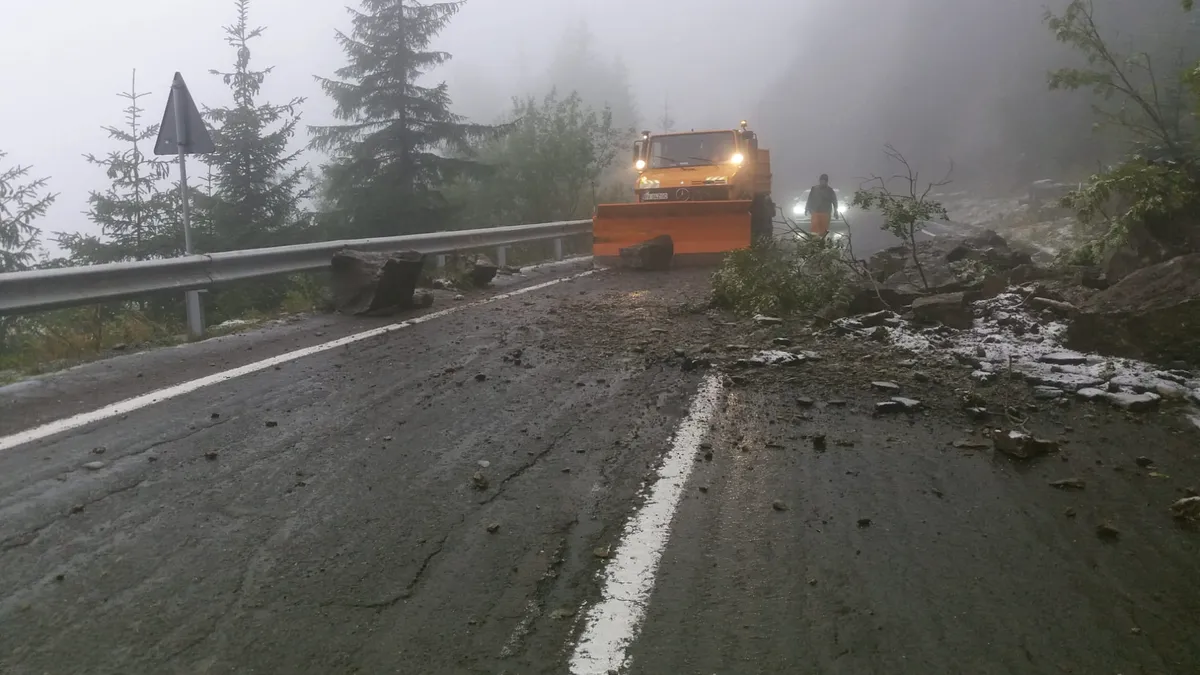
left=2, top=258, right=1200, bottom=674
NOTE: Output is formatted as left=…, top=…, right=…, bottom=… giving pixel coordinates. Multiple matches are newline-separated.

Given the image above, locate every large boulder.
left=619, top=235, right=673, bottom=271
left=911, top=292, right=974, bottom=329
left=865, top=229, right=1032, bottom=290
left=1066, top=253, right=1200, bottom=364
left=330, top=249, right=429, bottom=316
left=851, top=229, right=1035, bottom=312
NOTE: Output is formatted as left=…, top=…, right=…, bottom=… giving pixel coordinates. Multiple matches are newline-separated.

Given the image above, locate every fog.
left=1, top=0, right=1193, bottom=248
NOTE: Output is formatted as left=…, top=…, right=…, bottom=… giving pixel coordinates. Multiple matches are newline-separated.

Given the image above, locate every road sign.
left=153, top=72, right=214, bottom=156
left=154, top=72, right=212, bottom=341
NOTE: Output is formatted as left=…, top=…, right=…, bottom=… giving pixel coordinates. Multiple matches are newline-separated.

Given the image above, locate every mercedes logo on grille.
left=676, top=188, right=690, bottom=201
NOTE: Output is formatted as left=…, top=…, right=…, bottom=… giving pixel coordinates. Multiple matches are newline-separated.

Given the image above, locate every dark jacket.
left=805, top=184, right=838, bottom=214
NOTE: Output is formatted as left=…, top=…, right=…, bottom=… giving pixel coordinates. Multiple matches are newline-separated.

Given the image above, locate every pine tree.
left=311, top=0, right=497, bottom=237
left=202, top=0, right=310, bottom=252
left=78, top=69, right=177, bottom=262
left=0, top=151, right=56, bottom=273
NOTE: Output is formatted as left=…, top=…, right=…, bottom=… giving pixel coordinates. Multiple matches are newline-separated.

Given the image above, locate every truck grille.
left=639, top=186, right=730, bottom=202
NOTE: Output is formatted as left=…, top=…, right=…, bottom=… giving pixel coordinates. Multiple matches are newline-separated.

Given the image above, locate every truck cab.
left=631, top=122, right=769, bottom=205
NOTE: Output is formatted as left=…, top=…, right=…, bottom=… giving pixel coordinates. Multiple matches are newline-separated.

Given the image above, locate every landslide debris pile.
left=833, top=230, right=1200, bottom=412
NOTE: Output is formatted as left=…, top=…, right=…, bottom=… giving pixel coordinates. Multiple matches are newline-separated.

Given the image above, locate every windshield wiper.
left=654, top=155, right=683, bottom=166
left=687, top=156, right=718, bottom=165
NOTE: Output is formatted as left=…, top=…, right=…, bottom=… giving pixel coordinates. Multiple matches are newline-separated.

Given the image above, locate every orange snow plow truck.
left=592, top=120, right=774, bottom=266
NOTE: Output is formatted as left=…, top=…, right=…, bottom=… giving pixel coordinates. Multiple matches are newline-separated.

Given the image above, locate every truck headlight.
left=635, top=159, right=646, bottom=171
left=792, top=204, right=804, bottom=215
left=730, top=153, right=744, bottom=165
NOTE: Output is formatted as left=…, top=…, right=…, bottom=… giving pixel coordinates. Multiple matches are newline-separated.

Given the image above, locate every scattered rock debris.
left=471, top=471, right=489, bottom=491
left=772, top=500, right=788, bottom=511
left=1049, top=478, right=1086, bottom=490
left=857, top=518, right=872, bottom=528
left=1169, top=496, right=1200, bottom=520
left=486, top=523, right=500, bottom=534
left=991, top=430, right=1058, bottom=459
left=1096, top=522, right=1121, bottom=540
left=82, top=461, right=107, bottom=471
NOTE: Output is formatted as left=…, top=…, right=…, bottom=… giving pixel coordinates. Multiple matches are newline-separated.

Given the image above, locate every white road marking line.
left=568, top=374, right=725, bottom=675
left=0, top=269, right=599, bottom=454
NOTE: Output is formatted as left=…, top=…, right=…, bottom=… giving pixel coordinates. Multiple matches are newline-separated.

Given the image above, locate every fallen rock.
left=871, top=381, right=901, bottom=393
left=992, top=430, right=1058, bottom=459
left=772, top=500, right=788, bottom=511
left=1096, top=522, right=1121, bottom=540
left=1066, top=253, right=1200, bottom=363
left=738, top=350, right=807, bottom=367
left=331, top=249, right=427, bottom=316
left=1135, top=456, right=1154, bottom=468
left=911, top=292, right=973, bottom=329
left=619, top=234, right=674, bottom=271
left=875, top=401, right=905, bottom=414
left=486, top=522, right=500, bottom=533
left=82, top=461, right=107, bottom=471
left=753, top=314, right=784, bottom=326
left=1169, top=496, right=1200, bottom=520
left=1039, top=352, right=1087, bottom=366
left=1076, top=388, right=1107, bottom=401
left=1049, top=478, right=1086, bottom=490
left=1104, top=391, right=1161, bottom=412
left=1023, top=371, right=1104, bottom=393
left=891, top=397, right=922, bottom=412
left=471, top=471, right=489, bottom=490
left=449, top=253, right=499, bottom=287
left=858, top=310, right=897, bottom=328
left=1033, top=386, right=1063, bottom=400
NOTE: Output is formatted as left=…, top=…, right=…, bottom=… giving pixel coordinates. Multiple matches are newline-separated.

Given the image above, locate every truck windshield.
left=648, top=132, right=737, bottom=168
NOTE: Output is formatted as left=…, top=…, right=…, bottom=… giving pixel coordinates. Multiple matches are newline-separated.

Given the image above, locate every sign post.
left=154, top=72, right=215, bottom=341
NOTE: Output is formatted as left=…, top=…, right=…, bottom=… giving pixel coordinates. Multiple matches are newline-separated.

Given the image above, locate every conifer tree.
left=202, top=0, right=310, bottom=252
left=77, top=69, right=176, bottom=262
left=311, top=0, right=496, bottom=237
left=0, top=151, right=56, bottom=273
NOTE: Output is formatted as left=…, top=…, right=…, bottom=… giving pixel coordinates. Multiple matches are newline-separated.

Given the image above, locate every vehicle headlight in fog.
left=730, top=153, right=744, bottom=165
left=635, top=159, right=646, bottom=171
left=792, top=203, right=804, bottom=215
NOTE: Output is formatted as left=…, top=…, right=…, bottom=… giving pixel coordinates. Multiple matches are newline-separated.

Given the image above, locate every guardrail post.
left=495, top=246, right=506, bottom=268
left=185, top=290, right=204, bottom=340
left=553, top=238, right=563, bottom=261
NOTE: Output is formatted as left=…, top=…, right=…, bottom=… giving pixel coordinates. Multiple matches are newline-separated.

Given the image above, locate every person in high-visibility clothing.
left=804, top=173, right=839, bottom=238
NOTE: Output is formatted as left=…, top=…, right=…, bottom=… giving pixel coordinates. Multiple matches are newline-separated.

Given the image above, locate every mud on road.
left=631, top=334, right=1200, bottom=674
left=2, top=261, right=1199, bottom=674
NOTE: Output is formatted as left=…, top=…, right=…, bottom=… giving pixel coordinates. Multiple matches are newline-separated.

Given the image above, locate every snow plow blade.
left=592, top=200, right=753, bottom=267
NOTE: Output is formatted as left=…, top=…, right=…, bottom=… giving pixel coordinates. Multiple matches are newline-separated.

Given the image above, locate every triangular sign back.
left=154, top=72, right=215, bottom=155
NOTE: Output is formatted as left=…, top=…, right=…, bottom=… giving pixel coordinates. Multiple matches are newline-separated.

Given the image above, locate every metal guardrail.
left=0, top=219, right=592, bottom=315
